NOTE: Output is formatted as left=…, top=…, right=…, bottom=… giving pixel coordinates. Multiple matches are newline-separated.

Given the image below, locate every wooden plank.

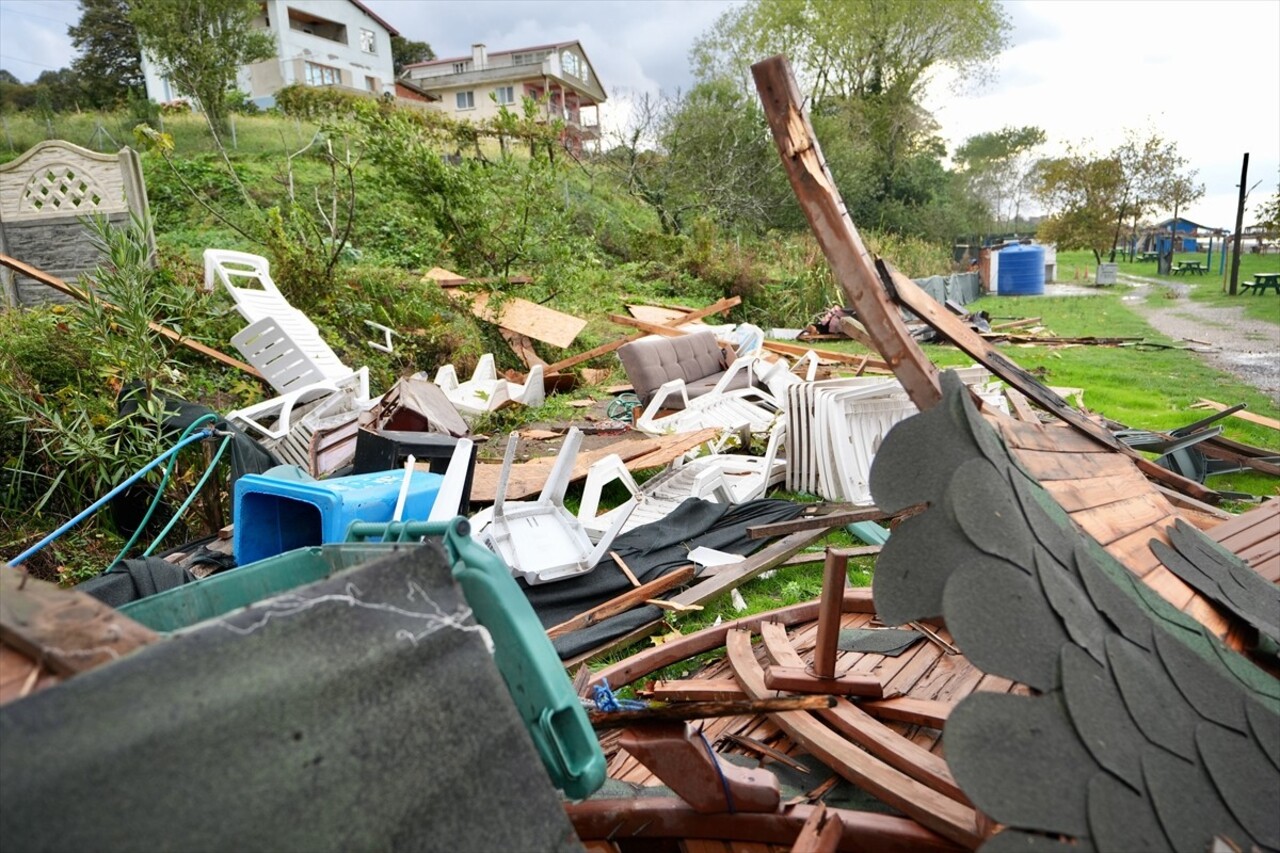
left=624, top=428, right=721, bottom=470
left=763, top=665, right=884, bottom=698
left=627, top=304, right=692, bottom=325
left=469, top=437, right=660, bottom=503
left=1003, top=387, right=1041, bottom=424
left=761, top=341, right=891, bottom=373
left=1141, top=565, right=1197, bottom=610
left=648, top=679, right=746, bottom=702
left=1207, top=500, right=1279, bottom=548
left=858, top=697, right=952, bottom=729
left=747, top=507, right=895, bottom=540
left=761, top=623, right=965, bottom=803
left=571, top=588, right=878, bottom=676
left=609, top=313, right=695, bottom=337
left=0, top=570, right=158, bottom=676
left=588, top=695, right=833, bottom=728
left=1039, top=469, right=1154, bottom=513
left=0, top=252, right=263, bottom=379
left=1010, top=447, right=1140, bottom=481
left=1069, top=492, right=1173, bottom=547
left=997, top=418, right=1109, bottom=454
left=727, top=629, right=980, bottom=847
left=1193, top=398, right=1280, bottom=431
left=668, top=530, right=829, bottom=610
left=548, top=567, right=696, bottom=639
left=542, top=296, right=741, bottom=374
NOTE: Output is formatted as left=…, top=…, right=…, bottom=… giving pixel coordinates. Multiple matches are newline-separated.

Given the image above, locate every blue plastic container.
left=997, top=244, right=1046, bottom=296
left=233, top=469, right=443, bottom=565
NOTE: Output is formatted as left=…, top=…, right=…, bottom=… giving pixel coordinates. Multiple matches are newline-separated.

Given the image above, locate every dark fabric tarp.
left=75, top=556, right=195, bottom=607
left=522, top=498, right=805, bottom=658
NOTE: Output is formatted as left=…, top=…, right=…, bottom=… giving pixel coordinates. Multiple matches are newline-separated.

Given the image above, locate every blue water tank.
left=997, top=244, right=1046, bottom=296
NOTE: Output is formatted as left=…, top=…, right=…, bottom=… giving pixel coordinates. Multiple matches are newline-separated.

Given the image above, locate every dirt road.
left=1120, top=274, right=1280, bottom=405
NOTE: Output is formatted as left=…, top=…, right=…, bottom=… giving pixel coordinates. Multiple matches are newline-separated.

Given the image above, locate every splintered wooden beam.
left=547, top=566, right=695, bottom=639
left=750, top=57, right=1216, bottom=505
left=543, top=296, right=742, bottom=374
left=878, top=256, right=1220, bottom=503
left=0, top=253, right=263, bottom=379
left=587, top=694, right=834, bottom=729
left=751, top=57, right=941, bottom=412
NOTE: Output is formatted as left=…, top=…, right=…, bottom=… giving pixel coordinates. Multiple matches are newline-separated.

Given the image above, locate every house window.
left=494, top=85, right=514, bottom=105
left=360, top=29, right=376, bottom=53
left=455, top=90, right=475, bottom=110
left=366, top=75, right=377, bottom=92
left=561, top=51, right=579, bottom=79
left=305, top=62, right=341, bottom=87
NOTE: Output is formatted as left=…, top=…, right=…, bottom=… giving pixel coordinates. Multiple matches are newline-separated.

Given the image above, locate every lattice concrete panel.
left=0, top=140, right=151, bottom=307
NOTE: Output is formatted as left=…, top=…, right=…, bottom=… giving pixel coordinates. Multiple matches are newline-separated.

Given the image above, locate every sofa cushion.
left=618, top=331, right=734, bottom=405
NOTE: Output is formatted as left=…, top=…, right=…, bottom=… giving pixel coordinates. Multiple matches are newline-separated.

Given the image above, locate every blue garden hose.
left=7, top=415, right=218, bottom=568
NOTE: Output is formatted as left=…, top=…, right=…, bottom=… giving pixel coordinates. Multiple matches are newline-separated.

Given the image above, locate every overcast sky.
left=2, top=0, right=1277, bottom=227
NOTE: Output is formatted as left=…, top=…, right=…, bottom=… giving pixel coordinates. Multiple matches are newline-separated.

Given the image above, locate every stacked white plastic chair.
left=204, top=249, right=372, bottom=439
left=470, top=428, right=635, bottom=585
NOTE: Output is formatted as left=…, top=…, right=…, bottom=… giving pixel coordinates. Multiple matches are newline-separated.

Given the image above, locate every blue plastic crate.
left=234, top=469, right=443, bottom=565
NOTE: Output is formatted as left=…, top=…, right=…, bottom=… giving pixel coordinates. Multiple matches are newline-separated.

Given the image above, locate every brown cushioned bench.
left=618, top=331, right=753, bottom=407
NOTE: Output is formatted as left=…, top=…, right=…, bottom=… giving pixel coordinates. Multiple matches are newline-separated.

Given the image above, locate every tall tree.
left=128, top=0, right=275, bottom=133
left=691, top=0, right=1010, bottom=235
left=1034, top=148, right=1125, bottom=263
left=69, top=0, right=143, bottom=108
left=954, top=125, right=1046, bottom=233
left=391, top=36, right=435, bottom=77
left=1104, top=131, right=1186, bottom=262
left=692, top=0, right=1010, bottom=105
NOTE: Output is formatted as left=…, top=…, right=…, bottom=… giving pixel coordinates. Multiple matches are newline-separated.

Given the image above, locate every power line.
left=0, top=52, right=65, bottom=73
left=0, top=4, right=79, bottom=28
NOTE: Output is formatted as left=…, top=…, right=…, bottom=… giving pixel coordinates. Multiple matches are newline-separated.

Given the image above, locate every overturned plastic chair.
left=471, top=428, right=635, bottom=585
left=577, top=425, right=788, bottom=541
left=434, top=354, right=544, bottom=416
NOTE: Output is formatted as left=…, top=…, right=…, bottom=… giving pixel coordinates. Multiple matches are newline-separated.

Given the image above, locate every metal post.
left=1229, top=153, right=1249, bottom=295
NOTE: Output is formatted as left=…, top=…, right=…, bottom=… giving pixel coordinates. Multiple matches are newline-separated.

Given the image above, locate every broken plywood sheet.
left=425, top=266, right=468, bottom=286
left=460, top=292, right=586, bottom=349
left=627, top=304, right=701, bottom=326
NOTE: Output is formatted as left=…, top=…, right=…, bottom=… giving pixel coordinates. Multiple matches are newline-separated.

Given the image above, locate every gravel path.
left=1118, top=273, right=1280, bottom=405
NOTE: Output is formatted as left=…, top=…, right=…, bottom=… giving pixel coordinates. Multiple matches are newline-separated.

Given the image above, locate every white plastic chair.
left=577, top=425, right=787, bottom=541
left=470, top=428, right=635, bottom=585
left=434, top=354, right=544, bottom=415
left=634, top=380, right=780, bottom=438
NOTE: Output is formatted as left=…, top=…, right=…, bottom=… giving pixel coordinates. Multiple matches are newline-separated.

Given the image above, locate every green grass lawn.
left=1055, top=248, right=1280, bottom=325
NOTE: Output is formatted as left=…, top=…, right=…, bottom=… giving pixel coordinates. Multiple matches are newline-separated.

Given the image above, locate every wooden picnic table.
left=1137, top=251, right=1159, bottom=262
left=1244, top=271, right=1280, bottom=294
left=1173, top=261, right=1207, bottom=275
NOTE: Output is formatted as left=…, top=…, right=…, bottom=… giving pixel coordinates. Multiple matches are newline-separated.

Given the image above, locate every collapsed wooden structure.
left=568, top=55, right=1278, bottom=852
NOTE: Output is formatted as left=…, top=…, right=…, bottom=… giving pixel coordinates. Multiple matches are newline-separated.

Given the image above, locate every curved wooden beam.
left=759, top=620, right=966, bottom=803
left=583, top=588, right=877, bottom=694
left=726, top=628, right=982, bottom=849
left=566, top=797, right=961, bottom=853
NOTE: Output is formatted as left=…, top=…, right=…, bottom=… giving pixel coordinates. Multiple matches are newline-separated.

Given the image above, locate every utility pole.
left=1229, top=152, right=1249, bottom=296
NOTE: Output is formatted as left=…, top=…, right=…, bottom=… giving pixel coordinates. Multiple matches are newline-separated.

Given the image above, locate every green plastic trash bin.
left=121, top=517, right=605, bottom=800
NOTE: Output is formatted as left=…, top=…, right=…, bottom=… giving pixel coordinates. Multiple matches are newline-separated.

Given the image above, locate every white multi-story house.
left=403, top=42, right=606, bottom=152
left=140, top=0, right=399, bottom=108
